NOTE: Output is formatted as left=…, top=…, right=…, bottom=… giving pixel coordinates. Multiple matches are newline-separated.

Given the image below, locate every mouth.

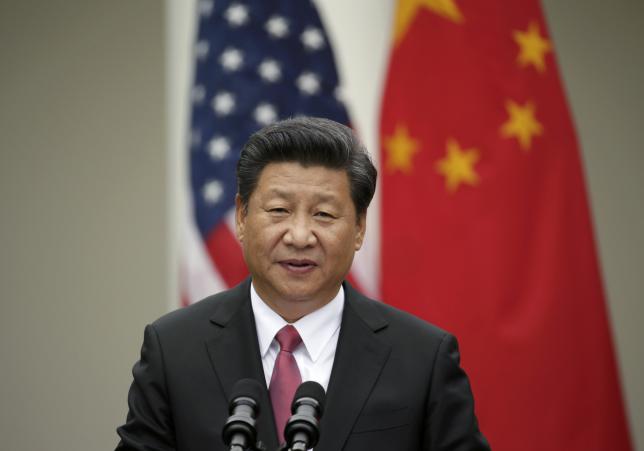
left=278, top=259, right=317, bottom=274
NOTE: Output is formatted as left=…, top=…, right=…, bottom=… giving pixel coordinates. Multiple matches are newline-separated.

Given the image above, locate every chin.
left=277, top=280, right=326, bottom=302
left=278, top=288, right=317, bottom=304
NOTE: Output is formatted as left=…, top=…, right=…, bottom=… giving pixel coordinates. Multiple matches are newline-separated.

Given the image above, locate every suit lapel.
left=204, top=279, right=279, bottom=451
left=317, top=283, right=391, bottom=451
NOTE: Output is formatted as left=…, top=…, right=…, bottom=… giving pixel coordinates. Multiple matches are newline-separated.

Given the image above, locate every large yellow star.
left=394, top=0, right=464, bottom=44
left=513, top=21, right=551, bottom=72
left=500, top=99, right=544, bottom=150
left=435, top=138, right=480, bottom=192
left=384, top=124, right=420, bottom=173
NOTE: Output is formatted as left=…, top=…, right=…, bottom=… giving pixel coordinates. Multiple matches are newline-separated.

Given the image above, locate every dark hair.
left=236, top=116, right=377, bottom=216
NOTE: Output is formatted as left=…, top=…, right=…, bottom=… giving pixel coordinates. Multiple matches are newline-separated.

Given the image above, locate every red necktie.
left=269, top=325, right=302, bottom=444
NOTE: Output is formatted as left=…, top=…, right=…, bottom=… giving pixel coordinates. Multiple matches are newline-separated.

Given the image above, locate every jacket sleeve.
left=423, top=333, right=491, bottom=451
left=115, top=324, right=176, bottom=451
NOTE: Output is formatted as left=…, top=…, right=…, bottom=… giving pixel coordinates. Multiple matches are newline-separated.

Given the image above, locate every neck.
left=251, top=282, right=341, bottom=323
left=262, top=296, right=329, bottom=323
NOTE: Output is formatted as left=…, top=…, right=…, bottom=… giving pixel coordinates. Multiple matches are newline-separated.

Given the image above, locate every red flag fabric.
left=380, top=1, right=632, bottom=450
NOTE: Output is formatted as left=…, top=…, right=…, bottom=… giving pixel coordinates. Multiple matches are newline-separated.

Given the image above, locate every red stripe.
left=205, top=222, right=248, bottom=288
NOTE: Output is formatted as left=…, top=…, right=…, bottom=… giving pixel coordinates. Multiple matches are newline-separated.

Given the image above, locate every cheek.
left=248, top=224, right=284, bottom=255
left=323, top=228, right=359, bottom=259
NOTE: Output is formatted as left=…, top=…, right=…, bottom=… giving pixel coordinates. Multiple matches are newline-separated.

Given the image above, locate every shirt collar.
left=250, top=282, right=344, bottom=362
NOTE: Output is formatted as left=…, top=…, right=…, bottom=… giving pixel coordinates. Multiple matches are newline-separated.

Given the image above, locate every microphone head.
left=222, top=378, right=263, bottom=447
left=229, top=378, right=263, bottom=412
left=291, top=381, right=326, bottom=415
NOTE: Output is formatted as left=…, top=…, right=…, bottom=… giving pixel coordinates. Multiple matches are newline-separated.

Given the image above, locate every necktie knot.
left=275, top=325, right=302, bottom=353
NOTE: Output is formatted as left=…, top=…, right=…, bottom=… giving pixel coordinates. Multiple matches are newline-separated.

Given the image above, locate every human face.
left=236, top=162, right=366, bottom=319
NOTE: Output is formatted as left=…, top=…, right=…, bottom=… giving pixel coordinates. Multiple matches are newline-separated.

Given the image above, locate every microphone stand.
left=230, top=440, right=266, bottom=451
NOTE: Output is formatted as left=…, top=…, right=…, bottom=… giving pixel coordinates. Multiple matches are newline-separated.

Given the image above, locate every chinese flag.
left=380, top=1, right=632, bottom=450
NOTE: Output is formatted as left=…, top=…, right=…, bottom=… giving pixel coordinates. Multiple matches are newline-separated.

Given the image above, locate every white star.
left=208, top=136, right=231, bottom=160
left=224, top=3, right=249, bottom=27
left=194, top=40, right=210, bottom=60
left=265, top=15, right=289, bottom=38
left=212, top=91, right=236, bottom=116
left=197, top=0, right=214, bottom=17
left=301, top=27, right=325, bottom=51
left=254, top=103, right=277, bottom=125
left=219, top=47, right=244, bottom=71
left=296, top=72, right=321, bottom=95
left=191, top=85, right=206, bottom=104
left=258, top=59, right=282, bottom=83
left=203, top=180, right=224, bottom=205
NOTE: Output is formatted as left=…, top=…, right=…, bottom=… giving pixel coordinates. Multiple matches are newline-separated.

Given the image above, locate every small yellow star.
left=384, top=124, right=420, bottom=173
left=500, top=99, right=544, bottom=150
left=394, top=0, right=464, bottom=44
left=513, top=21, right=551, bottom=73
left=435, top=138, right=480, bottom=192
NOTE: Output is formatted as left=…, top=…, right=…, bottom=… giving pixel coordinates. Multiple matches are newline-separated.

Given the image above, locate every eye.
left=267, top=207, right=288, bottom=215
left=314, top=211, right=335, bottom=219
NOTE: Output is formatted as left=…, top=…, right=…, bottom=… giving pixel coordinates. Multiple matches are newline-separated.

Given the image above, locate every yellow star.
left=384, top=124, right=420, bottom=173
left=435, top=138, right=480, bottom=192
left=513, top=21, right=551, bottom=72
left=500, top=99, right=544, bottom=150
left=394, top=0, right=464, bottom=44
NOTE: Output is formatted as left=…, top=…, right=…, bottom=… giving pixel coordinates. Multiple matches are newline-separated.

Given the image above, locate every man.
left=116, top=117, right=490, bottom=451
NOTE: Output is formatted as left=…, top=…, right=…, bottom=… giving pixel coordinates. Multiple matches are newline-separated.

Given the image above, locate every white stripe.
left=170, top=0, right=228, bottom=306
left=180, top=183, right=228, bottom=304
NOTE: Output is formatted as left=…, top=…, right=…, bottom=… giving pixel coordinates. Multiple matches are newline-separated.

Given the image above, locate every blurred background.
left=1, top=0, right=642, bottom=450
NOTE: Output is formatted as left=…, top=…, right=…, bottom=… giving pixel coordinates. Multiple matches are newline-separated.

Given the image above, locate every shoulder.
left=344, top=282, right=451, bottom=345
left=151, top=279, right=251, bottom=337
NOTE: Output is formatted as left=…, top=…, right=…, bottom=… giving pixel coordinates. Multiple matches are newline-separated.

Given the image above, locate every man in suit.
left=116, top=117, right=490, bottom=451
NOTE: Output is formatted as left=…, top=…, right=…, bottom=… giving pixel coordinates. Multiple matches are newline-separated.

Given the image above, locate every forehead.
left=254, top=162, right=351, bottom=201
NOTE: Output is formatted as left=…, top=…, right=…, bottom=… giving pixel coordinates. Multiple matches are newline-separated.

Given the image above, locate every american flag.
left=181, top=0, right=352, bottom=304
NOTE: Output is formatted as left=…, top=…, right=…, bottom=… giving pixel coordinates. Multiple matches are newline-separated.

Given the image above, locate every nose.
left=283, top=214, right=317, bottom=248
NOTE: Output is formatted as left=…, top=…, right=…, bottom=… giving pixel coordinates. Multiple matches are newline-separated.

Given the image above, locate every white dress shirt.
left=250, top=282, right=344, bottom=391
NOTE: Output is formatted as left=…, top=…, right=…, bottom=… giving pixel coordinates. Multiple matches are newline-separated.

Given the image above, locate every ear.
left=354, top=213, right=367, bottom=251
left=235, top=194, right=246, bottom=242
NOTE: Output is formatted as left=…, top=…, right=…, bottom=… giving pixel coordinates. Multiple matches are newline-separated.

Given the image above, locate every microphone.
left=283, top=381, right=326, bottom=451
left=222, top=378, right=264, bottom=451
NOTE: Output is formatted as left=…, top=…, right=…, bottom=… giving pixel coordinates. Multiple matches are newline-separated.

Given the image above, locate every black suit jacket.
left=116, top=279, right=490, bottom=451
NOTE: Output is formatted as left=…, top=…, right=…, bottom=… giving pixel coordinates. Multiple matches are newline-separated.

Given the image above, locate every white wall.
left=0, top=1, right=166, bottom=450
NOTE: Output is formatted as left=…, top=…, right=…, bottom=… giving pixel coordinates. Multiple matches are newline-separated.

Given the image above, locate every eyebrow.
left=265, top=188, right=339, bottom=204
